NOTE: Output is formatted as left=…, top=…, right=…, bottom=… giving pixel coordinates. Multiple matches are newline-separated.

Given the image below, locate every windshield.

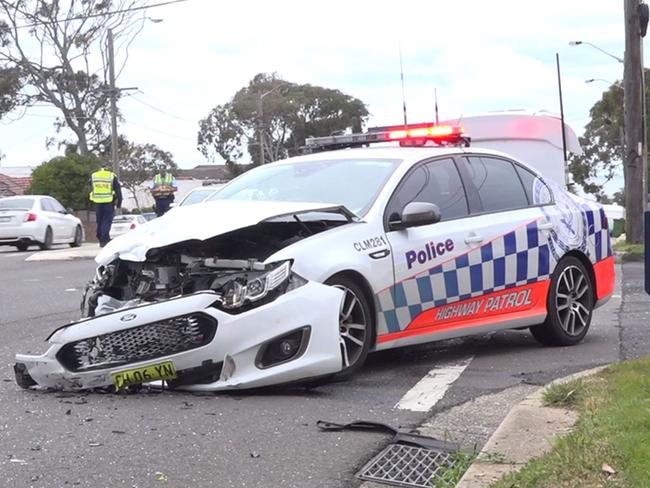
left=181, top=189, right=217, bottom=206
left=0, top=198, right=34, bottom=210
left=209, top=158, right=401, bottom=215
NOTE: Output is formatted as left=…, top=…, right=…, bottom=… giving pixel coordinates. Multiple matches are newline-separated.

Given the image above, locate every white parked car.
left=15, top=125, right=614, bottom=392
left=0, top=195, right=84, bottom=251
left=176, top=184, right=225, bottom=207
left=109, top=214, right=148, bottom=239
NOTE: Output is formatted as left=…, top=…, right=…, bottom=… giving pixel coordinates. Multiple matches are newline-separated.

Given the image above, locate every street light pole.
left=623, top=0, right=645, bottom=244
left=569, top=40, right=624, bottom=63
left=107, top=28, right=119, bottom=179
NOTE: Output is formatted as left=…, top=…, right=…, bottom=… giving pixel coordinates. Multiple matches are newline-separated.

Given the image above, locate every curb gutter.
left=455, top=365, right=609, bottom=488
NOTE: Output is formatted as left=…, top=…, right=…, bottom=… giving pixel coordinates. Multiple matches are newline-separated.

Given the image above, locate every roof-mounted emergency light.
left=302, top=123, right=469, bottom=153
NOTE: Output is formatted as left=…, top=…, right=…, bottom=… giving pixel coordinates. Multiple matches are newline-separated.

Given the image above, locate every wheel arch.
left=325, top=270, right=378, bottom=347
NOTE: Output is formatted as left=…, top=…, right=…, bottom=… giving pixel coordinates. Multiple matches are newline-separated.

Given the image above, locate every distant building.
left=0, top=173, right=32, bottom=197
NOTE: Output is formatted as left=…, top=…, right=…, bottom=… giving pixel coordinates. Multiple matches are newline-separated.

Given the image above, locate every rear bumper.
left=15, top=282, right=344, bottom=392
left=0, top=222, right=43, bottom=244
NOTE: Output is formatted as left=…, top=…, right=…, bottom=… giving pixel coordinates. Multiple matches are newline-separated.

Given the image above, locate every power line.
left=15, top=0, right=190, bottom=29
left=126, top=94, right=193, bottom=122
left=125, top=120, right=195, bottom=141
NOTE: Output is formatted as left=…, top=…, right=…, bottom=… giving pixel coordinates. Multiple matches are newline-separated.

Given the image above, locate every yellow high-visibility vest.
left=154, top=173, right=173, bottom=186
left=89, top=170, right=115, bottom=203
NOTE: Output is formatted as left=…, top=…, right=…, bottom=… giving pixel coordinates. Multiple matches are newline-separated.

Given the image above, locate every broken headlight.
left=221, top=261, right=300, bottom=310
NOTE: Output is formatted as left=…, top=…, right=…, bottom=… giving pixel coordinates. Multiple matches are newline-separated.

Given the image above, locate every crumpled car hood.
left=96, top=200, right=351, bottom=265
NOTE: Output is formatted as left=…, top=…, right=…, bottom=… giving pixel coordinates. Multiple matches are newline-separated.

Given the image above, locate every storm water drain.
left=356, top=443, right=459, bottom=488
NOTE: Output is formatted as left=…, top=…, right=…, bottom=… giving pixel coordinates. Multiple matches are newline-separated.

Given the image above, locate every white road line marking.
left=395, top=356, right=473, bottom=412
left=65, top=288, right=78, bottom=292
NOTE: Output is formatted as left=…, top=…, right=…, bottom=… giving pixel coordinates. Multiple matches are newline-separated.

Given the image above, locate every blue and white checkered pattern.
left=376, top=219, right=551, bottom=335
left=375, top=204, right=612, bottom=336
left=582, top=203, right=613, bottom=263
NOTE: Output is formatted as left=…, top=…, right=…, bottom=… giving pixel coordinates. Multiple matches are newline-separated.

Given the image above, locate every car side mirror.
left=390, top=202, right=441, bottom=230
left=66, top=208, right=74, bottom=214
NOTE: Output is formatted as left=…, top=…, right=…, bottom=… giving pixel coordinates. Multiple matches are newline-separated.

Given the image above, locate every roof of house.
left=0, top=173, right=31, bottom=196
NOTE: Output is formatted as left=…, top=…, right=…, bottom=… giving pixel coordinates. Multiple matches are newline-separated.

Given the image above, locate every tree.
left=0, top=1, right=146, bottom=155
left=197, top=73, right=369, bottom=170
left=27, top=152, right=101, bottom=209
left=118, top=139, right=176, bottom=210
left=569, top=72, right=650, bottom=201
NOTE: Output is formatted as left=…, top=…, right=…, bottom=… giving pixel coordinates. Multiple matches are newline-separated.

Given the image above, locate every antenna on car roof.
left=434, top=88, right=439, bottom=125
left=399, top=42, right=408, bottom=127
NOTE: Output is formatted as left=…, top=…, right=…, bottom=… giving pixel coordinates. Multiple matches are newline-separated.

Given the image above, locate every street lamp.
left=569, top=41, right=624, bottom=63
left=257, top=83, right=288, bottom=165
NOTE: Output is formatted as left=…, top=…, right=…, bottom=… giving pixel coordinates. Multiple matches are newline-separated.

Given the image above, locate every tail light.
left=130, top=223, right=136, bottom=230
left=24, top=213, right=37, bottom=222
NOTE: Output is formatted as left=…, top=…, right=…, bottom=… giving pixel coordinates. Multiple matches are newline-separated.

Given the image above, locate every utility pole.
left=107, top=28, right=119, bottom=180
left=623, top=0, right=646, bottom=243
left=257, top=96, right=265, bottom=165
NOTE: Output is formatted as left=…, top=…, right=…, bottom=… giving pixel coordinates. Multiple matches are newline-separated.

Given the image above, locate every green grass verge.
left=491, top=356, right=650, bottom=488
left=613, top=242, right=645, bottom=262
left=542, top=379, right=584, bottom=408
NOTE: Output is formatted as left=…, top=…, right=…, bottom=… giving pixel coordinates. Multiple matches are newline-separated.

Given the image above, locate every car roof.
left=270, top=145, right=543, bottom=176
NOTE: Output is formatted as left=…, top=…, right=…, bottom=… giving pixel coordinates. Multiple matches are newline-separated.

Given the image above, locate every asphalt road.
left=0, top=249, right=647, bottom=488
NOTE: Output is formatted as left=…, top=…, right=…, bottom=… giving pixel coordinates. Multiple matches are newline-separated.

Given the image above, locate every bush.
left=27, top=154, right=103, bottom=210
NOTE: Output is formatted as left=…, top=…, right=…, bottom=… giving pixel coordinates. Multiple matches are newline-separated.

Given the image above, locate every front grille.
left=57, top=313, right=217, bottom=372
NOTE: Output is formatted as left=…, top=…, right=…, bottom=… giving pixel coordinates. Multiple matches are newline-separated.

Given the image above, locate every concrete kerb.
left=455, top=365, right=609, bottom=488
left=25, top=243, right=100, bottom=262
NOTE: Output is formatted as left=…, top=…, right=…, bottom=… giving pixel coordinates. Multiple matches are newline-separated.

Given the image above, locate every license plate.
left=0, top=216, right=10, bottom=223
left=111, top=360, right=176, bottom=391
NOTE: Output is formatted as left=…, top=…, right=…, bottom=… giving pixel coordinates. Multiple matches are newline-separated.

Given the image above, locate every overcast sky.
left=0, top=0, right=625, bottom=188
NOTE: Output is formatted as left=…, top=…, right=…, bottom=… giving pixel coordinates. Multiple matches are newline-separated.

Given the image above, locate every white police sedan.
left=15, top=124, right=614, bottom=392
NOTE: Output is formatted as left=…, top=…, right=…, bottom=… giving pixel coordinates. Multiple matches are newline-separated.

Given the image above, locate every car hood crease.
left=96, top=200, right=355, bottom=265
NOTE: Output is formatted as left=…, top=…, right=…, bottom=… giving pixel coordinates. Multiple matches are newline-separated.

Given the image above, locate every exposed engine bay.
left=82, top=217, right=347, bottom=317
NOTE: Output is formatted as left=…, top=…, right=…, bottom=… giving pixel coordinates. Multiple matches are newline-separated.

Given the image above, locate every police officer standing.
left=150, top=169, right=177, bottom=217
left=89, top=167, right=123, bottom=247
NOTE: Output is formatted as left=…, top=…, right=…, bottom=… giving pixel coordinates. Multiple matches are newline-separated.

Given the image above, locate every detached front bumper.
left=15, top=282, right=344, bottom=392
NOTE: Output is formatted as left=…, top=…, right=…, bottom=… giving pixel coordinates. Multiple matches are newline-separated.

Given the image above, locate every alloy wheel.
left=555, top=265, right=591, bottom=336
left=333, top=285, right=368, bottom=368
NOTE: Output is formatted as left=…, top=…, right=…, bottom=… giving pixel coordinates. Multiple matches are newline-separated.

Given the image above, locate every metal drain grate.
left=357, top=443, right=459, bottom=488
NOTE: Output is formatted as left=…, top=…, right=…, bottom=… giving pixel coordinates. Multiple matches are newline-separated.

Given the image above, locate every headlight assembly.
left=221, top=261, right=296, bottom=310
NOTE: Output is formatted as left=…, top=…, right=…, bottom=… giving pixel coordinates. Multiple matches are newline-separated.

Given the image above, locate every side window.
left=465, top=156, right=528, bottom=213
left=386, top=158, right=468, bottom=222
left=40, top=199, right=54, bottom=212
left=515, top=165, right=553, bottom=205
left=50, top=198, right=66, bottom=213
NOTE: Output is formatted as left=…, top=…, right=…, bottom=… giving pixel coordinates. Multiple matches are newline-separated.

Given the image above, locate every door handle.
left=538, top=221, right=554, bottom=231
left=369, top=249, right=391, bottom=259
left=464, top=233, right=484, bottom=245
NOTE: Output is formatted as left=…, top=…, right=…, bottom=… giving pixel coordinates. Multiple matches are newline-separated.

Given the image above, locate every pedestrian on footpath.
left=89, top=167, right=123, bottom=247
left=150, top=168, right=177, bottom=217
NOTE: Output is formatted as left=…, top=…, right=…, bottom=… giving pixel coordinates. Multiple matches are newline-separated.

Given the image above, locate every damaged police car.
left=15, top=124, right=615, bottom=392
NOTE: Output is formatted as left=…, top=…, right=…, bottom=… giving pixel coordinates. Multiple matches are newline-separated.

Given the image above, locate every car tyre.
left=16, top=243, right=29, bottom=252
left=39, top=227, right=53, bottom=251
left=530, top=256, right=594, bottom=346
left=70, top=226, right=83, bottom=248
left=325, top=275, right=375, bottom=379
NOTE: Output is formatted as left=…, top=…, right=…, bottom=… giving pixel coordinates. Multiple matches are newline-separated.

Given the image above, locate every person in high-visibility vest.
left=150, top=169, right=177, bottom=217
left=89, top=167, right=123, bottom=247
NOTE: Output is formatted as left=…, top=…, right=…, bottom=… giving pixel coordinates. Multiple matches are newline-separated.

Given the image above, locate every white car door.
left=49, top=197, right=76, bottom=239
left=39, top=198, right=62, bottom=241
left=378, top=157, right=475, bottom=345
